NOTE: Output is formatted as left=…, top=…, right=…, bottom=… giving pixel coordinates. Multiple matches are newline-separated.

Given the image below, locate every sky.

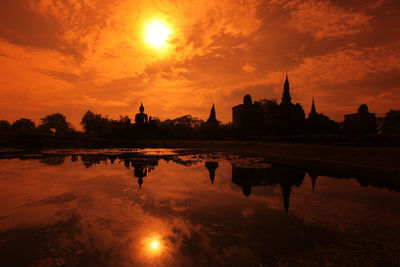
left=0, top=0, right=399, bottom=128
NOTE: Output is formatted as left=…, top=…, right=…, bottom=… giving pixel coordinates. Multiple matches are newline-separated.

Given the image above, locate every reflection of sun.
left=145, top=19, right=171, bottom=47
left=143, top=235, right=163, bottom=256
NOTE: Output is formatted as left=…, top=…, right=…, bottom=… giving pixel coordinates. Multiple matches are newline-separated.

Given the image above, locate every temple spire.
left=311, top=97, right=316, bottom=114
left=310, top=173, right=317, bottom=192
left=282, top=73, right=292, bottom=104
left=282, top=186, right=291, bottom=215
left=210, top=104, right=216, bottom=120
left=205, top=162, right=219, bottom=184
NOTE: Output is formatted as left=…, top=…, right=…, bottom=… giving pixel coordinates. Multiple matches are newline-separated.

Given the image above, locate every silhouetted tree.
left=81, top=110, right=111, bottom=137
left=39, top=113, right=73, bottom=135
left=81, top=110, right=132, bottom=138
left=160, top=115, right=204, bottom=139
left=380, top=109, right=400, bottom=135
left=0, top=120, right=11, bottom=135
left=12, top=118, right=36, bottom=133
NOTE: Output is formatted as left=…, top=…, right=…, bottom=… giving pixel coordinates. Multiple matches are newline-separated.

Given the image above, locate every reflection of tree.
left=231, top=164, right=305, bottom=214
left=40, top=156, right=66, bottom=166
left=170, top=156, right=200, bottom=166
left=205, top=162, right=219, bottom=184
left=80, top=155, right=107, bottom=168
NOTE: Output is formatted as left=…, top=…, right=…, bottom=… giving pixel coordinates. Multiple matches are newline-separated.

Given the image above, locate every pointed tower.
left=311, top=97, right=316, bottom=113
left=281, top=185, right=291, bottom=215
left=206, top=104, right=218, bottom=127
left=205, top=161, right=219, bottom=184
left=138, top=177, right=143, bottom=189
left=209, top=104, right=216, bottom=120
left=309, top=173, right=317, bottom=192
left=309, top=97, right=317, bottom=118
left=281, top=74, right=292, bottom=105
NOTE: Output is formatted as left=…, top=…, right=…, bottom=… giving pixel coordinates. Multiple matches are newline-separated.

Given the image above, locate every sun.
left=151, top=241, right=159, bottom=249
left=145, top=19, right=171, bottom=48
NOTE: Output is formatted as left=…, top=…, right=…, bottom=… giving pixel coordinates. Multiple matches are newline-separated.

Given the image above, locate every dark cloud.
left=320, top=69, right=400, bottom=95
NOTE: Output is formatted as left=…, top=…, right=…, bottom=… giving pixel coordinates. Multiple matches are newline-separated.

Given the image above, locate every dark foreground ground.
left=1, top=136, right=399, bottom=184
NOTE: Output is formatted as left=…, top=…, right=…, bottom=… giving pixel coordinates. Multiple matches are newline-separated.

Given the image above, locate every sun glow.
left=151, top=241, right=159, bottom=249
left=145, top=19, right=171, bottom=48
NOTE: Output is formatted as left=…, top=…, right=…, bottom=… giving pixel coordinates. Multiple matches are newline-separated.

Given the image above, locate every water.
left=0, top=149, right=399, bottom=266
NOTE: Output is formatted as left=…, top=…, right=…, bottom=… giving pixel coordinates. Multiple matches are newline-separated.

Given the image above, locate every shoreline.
left=1, top=137, right=399, bottom=184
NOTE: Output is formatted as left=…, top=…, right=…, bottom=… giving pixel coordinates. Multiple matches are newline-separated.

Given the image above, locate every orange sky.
left=0, top=0, right=399, bottom=128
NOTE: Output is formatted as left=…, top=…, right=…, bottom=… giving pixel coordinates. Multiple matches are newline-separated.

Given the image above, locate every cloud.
left=0, top=0, right=400, bottom=125
left=287, top=0, right=371, bottom=40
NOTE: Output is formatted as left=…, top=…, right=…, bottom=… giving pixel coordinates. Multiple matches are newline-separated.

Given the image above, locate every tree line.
left=0, top=100, right=400, bottom=139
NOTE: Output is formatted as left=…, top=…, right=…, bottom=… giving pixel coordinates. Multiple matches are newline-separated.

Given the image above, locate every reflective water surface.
left=0, top=149, right=399, bottom=266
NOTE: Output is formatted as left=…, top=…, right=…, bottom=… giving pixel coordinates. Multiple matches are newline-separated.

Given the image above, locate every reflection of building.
left=131, top=159, right=159, bottom=189
left=135, top=103, right=148, bottom=126
left=231, top=164, right=305, bottom=214
left=205, top=161, right=219, bottom=184
left=309, top=172, right=318, bottom=192
left=232, top=166, right=276, bottom=196
left=343, top=104, right=376, bottom=135
left=133, top=162, right=147, bottom=189
left=276, top=166, right=305, bottom=214
left=232, top=94, right=264, bottom=134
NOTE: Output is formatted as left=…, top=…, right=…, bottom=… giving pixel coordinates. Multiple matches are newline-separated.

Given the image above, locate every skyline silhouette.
left=2, top=74, right=398, bottom=140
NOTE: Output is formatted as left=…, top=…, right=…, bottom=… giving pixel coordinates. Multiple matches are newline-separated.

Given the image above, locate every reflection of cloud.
left=1, top=156, right=400, bottom=265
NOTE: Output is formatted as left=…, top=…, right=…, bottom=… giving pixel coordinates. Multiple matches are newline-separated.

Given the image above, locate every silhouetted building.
left=232, top=94, right=264, bottom=135
left=276, top=75, right=305, bottom=135
left=203, top=105, right=220, bottom=139
left=205, top=105, right=219, bottom=127
left=135, top=103, right=148, bottom=126
left=343, top=104, right=377, bottom=135
left=306, top=97, right=339, bottom=134
left=309, top=97, right=317, bottom=118
left=205, top=161, right=219, bottom=184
